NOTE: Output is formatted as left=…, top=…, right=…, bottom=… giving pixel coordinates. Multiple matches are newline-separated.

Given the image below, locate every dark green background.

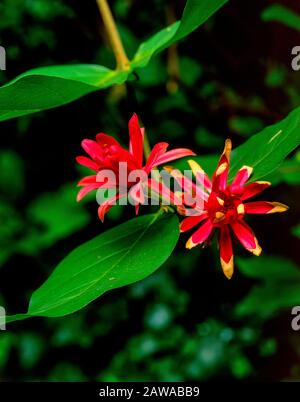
left=0, top=0, right=299, bottom=381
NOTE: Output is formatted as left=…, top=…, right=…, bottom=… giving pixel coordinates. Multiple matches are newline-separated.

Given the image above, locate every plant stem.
left=96, top=0, right=130, bottom=71
left=166, top=4, right=179, bottom=93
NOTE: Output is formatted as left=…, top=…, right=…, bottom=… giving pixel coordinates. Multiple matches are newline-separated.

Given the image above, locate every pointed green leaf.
left=229, top=106, right=300, bottom=182
left=7, top=213, right=179, bottom=321
left=132, top=0, right=229, bottom=68
left=0, top=1, right=229, bottom=122
left=0, top=64, right=128, bottom=121
left=175, top=107, right=300, bottom=183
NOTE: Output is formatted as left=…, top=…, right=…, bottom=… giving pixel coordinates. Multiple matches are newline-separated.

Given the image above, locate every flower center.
left=207, top=188, right=243, bottom=226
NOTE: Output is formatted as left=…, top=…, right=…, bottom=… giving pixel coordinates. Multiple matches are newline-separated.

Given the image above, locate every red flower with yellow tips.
left=76, top=113, right=195, bottom=220
left=179, top=139, right=289, bottom=279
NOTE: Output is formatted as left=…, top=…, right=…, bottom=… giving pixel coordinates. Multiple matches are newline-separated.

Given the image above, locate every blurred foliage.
left=292, top=223, right=300, bottom=239
left=236, top=256, right=300, bottom=319
left=261, top=4, right=300, bottom=32
left=0, top=0, right=299, bottom=383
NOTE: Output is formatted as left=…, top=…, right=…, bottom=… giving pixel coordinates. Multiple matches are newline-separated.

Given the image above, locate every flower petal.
left=128, top=182, right=145, bottom=205
left=97, top=193, right=127, bottom=222
left=148, top=178, right=183, bottom=206
left=180, top=213, right=208, bottom=232
left=81, top=139, right=104, bottom=162
left=153, top=148, right=196, bottom=167
left=128, top=113, right=143, bottom=168
left=76, top=183, right=102, bottom=202
left=77, top=175, right=97, bottom=186
left=244, top=201, right=289, bottom=214
left=187, top=160, right=212, bottom=191
left=212, top=139, right=232, bottom=191
left=95, top=133, right=138, bottom=170
left=95, top=133, right=121, bottom=148
left=230, top=165, right=253, bottom=193
left=219, top=225, right=234, bottom=279
left=163, top=167, right=208, bottom=203
left=186, top=219, right=213, bottom=249
left=76, top=156, right=99, bottom=171
left=240, top=181, right=271, bottom=201
left=144, top=142, right=169, bottom=172
left=230, top=220, right=262, bottom=256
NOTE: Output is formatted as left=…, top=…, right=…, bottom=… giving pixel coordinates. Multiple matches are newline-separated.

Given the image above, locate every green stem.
left=96, top=0, right=130, bottom=71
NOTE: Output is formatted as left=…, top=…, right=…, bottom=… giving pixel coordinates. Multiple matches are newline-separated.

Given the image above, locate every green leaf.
left=229, top=106, right=300, bottom=182
left=235, top=256, right=300, bottom=319
left=0, top=1, right=229, bottom=122
left=266, top=152, right=300, bottom=186
left=261, top=4, right=300, bottom=33
left=131, top=0, right=229, bottom=68
left=175, top=108, right=300, bottom=185
left=0, top=64, right=128, bottom=121
left=7, top=213, right=179, bottom=321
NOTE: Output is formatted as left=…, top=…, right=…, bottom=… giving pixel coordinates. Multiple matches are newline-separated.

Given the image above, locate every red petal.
left=128, top=113, right=143, bottom=168
left=153, top=148, right=196, bottom=167
left=76, top=183, right=102, bottom=202
left=240, top=181, right=271, bottom=201
left=212, top=139, right=232, bottom=191
left=76, top=156, right=99, bottom=171
left=186, top=219, right=213, bottom=249
left=95, top=133, right=121, bottom=148
left=113, top=147, right=139, bottom=171
left=97, top=193, right=127, bottom=222
left=128, top=182, right=145, bottom=205
left=180, top=213, right=208, bottom=232
left=148, top=178, right=183, bottom=206
left=81, top=139, right=104, bottom=162
left=230, top=166, right=253, bottom=193
left=163, top=167, right=208, bottom=203
left=188, top=160, right=212, bottom=191
left=219, top=225, right=234, bottom=279
left=144, top=142, right=169, bottom=173
left=244, top=201, right=289, bottom=214
left=230, top=220, right=261, bottom=256
left=77, top=175, right=97, bottom=186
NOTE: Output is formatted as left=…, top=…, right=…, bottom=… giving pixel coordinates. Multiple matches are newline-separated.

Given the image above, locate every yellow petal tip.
left=216, top=196, right=225, bottom=206
left=224, top=139, right=232, bottom=160
left=237, top=203, right=245, bottom=215
left=241, top=165, right=253, bottom=176
left=267, top=202, right=289, bottom=214
left=255, top=181, right=271, bottom=186
left=250, top=238, right=262, bottom=256
left=221, top=256, right=234, bottom=279
left=215, top=162, right=227, bottom=176
left=163, top=165, right=174, bottom=173
left=188, top=159, right=204, bottom=176
left=186, top=238, right=197, bottom=250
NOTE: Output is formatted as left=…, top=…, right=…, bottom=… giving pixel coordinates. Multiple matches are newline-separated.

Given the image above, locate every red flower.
left=178, top=139, right=289, bottom=279
left=76, top=113, right=195, bottom=220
